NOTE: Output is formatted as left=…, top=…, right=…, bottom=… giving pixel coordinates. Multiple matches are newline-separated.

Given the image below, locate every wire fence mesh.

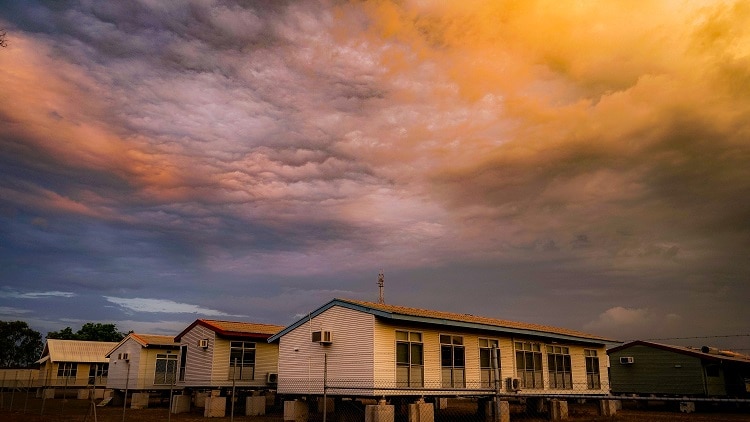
left=1, top=377, right=749, bottom=421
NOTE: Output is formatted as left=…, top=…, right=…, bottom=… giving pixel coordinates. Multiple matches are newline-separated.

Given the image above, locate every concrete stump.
left=284, top=400, right=309, bottom=422
left=246, top=395, right=266, bottom=416
left=599, top=399, right=617, bottom=416
left=408, top=399, right=434, bottom=422
left=550, top=399, right=568, bottom=420
left=77, top=389, right=90, bottom=400
left=484, top=400, right=510, bottom=422
left=171, top=394, right=191, bottom=414
left=131, top=392, right=149, bottom=409
left=366, top=400, right=395, bottom=422
left=204, top=396, right=226, bottom=417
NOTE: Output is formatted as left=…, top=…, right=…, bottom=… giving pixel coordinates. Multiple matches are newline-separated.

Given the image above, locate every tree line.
left=0, top=320, right=127, bottom=368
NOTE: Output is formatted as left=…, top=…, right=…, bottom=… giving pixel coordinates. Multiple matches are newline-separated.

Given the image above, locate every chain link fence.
left=1, top=376, right=749, bottom=421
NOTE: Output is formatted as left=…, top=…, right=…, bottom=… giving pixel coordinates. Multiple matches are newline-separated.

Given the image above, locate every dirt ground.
left=1, top=396, right=748, bottom=422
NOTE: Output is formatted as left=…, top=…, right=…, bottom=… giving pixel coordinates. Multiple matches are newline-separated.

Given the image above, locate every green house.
left=608, top=341, right=750, bottom=398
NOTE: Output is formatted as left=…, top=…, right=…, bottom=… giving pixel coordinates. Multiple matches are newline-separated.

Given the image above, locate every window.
left=547, top=345, right=572, bottom=389
left=154, top=353, right=178, bottom=385
left=479, top=338, right=500, bottom=388
left=229, top=341, right=256, bottom=380
left=57, top=362, right=78, bottom=379
left=396, top=330, right=423, bottom=387
left=585, top=349, right=601, bottom=389
left=179, top=345, right=187, bottom=381
left=88, top=363, right=109, bottom=385
left=515, top=341, right=542, bottom=388
left=440, top=335, right=465, bottom=388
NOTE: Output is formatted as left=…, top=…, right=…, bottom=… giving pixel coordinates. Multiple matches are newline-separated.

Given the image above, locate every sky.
left=1, top=1, right=749, bottom=352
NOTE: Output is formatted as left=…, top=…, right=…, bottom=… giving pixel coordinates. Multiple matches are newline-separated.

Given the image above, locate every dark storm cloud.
left=0, top=1, right=748, bottom=350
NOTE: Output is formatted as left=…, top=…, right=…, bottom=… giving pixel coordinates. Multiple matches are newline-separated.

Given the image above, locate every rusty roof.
left=269, top=298, right=616, bottom=344
left=175, top=319, right=284, bottom=341
left=106, top=333, right=180, bottom=357
left=340, top=298, right=614, bottom=342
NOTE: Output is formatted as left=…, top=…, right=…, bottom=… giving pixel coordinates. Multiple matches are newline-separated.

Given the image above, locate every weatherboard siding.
left=179, top=325, right=215, bottom=386
left=277, top=305, right=375, bottom=395
left=610, top=345, right=710, bottom=396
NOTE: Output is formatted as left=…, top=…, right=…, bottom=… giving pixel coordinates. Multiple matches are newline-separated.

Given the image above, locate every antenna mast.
left=377, top=271, right=385, bottom=304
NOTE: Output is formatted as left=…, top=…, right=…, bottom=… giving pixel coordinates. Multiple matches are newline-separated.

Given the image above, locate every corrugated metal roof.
left=269, top=298, right=616, bottom=344
left=340, top=298, right=614, bottom=342
left=608, top=340, right=750, bottom=364
left=175, top=319, right=284, bottom=341
left=106, top=333, right=179, bottom=357
left=42, top=339, right=119, bottom=363
left=129, top=333, right=179, bottom=347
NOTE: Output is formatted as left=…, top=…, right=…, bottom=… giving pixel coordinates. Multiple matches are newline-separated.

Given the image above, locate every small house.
left=268, top=298, right=616, bottom=398
left=174, top=319, right=284, bottom=391
left=36, top=339, right=118, bottom=394
left=608, top=340, right=750, bottom=398
left=106, top=333, right=181, bottom=392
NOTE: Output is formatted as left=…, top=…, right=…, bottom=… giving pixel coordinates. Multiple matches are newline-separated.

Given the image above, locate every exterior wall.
left=209, top=336, right=279, bottom=388
left=0, top=369, right=38, bottom=388
left=373, top=320, right=609, bottom=395
left=178, top=325, right=279, bottom=389
left=276, top=304, right=609, bottom=397
left=609, top=345, right=707, bottom=396
left=277, top=306, right=376, bottom=395
left=37, top=361, right=101, bottom=388
left=178, top=325, right=216, bottom=387
left=107, top=338, right=143, bottom=390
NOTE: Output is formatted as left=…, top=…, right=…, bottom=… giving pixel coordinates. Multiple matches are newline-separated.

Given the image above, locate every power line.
left=639, top=334, right=750, bottom=341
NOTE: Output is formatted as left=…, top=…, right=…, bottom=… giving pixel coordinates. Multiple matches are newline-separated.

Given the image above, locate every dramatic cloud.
left=0, top=1, right=748, bottom=350
left=104, top=297, right=246, bottom=317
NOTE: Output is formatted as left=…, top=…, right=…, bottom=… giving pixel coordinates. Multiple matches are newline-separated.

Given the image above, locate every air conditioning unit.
left=506, top=377, right=522, bottom=391
left=267, top=373, right=278, bottom=384
left=311, top=330, right=333, bottom=344
left=620, top=356, right=634, bottom=364
left=198, top=339, right=209, bottom=348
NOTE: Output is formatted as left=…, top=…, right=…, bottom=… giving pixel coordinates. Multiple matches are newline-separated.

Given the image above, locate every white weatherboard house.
left=106, top=333, right=181, bottom=391
left=36, top=339, right=118, bottom=392
left=269, top=298, right=616, bottom=398
left=175, top=319, right=285, bottom=391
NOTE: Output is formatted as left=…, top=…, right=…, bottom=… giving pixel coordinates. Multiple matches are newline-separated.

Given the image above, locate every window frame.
left=514, top=341, right=543, bottom=389
left=584, top=349, right=601, bottom=389
left=440, top=334, right=466, bottom=388
left=479, top=338, right=500, bottom=389
left=154, top=353, right=178, bottom=385
left=57, top=362, right=78, bottom=380
left=395, top=330, right=424, bottom=387
left=546, top=345, right=572, bottom=390
left=229, top=341, right=257, bottom=381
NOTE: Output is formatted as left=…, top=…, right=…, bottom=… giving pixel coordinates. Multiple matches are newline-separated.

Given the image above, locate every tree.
left=47, top=322, right=126, bottom=342
left=0, top=321, right=43, bottom=368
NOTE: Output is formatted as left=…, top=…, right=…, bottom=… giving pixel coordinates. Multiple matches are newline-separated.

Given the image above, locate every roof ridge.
left=336, top=298, right=613, bottom=342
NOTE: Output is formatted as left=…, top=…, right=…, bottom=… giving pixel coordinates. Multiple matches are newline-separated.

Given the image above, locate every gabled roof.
left=106, top=333, right=179, bottom=357
left=175, top=319, right=284, bottom=341
left=37, top=339, right=118, bottom=364
left=607, top=340, right=750, bottom=365
left=268, top=298, right=617, bottom=345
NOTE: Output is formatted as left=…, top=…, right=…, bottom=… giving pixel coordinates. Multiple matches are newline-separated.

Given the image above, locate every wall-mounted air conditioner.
left=311, top=330, right=333, bottom=344
left=620, top=356, right=634, bottom=364
left=267, top=373, right=278, bottom=384
left=506, top=377, right=522, bottom=391
left=198, top=339, right=209, bottom=348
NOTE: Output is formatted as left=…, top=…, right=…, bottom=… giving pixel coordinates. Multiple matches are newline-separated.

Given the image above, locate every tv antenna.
left=377, top=271, right=385, bottom=304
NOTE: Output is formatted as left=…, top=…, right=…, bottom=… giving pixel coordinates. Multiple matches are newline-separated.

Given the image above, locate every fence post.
left=323, top=353, right=328, bottom=422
